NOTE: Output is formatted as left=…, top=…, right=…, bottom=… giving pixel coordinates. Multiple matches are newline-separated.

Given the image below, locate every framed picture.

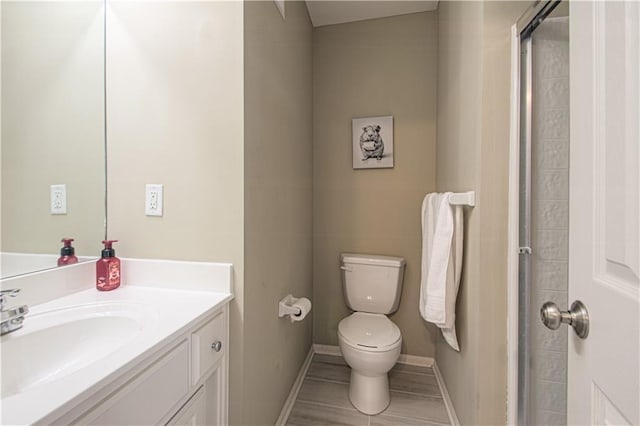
left=273, top=0, right=285, bottom=19
left=352, top=116, right=394, bottom=169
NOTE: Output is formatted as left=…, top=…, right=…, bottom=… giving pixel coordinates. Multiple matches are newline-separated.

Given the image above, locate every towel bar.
left=448, top=191, right=475, bottom=207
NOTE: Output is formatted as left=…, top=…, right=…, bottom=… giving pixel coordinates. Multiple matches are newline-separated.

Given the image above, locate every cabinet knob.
left=211, top=340, right=222, bottom=352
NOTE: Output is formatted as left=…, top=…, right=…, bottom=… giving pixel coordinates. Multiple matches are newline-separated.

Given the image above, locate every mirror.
left=1, top=0, right=106, bottom=278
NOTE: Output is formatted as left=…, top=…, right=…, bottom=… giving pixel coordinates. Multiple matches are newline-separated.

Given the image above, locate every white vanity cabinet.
left=59, top=306, right=228, bottom=426
left=0, top=259, right=234, bottom=426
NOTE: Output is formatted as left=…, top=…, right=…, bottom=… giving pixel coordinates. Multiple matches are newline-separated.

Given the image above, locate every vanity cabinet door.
left=204, top=364, right=225, bottom=425
left=80, top=341, right=190, bottom=425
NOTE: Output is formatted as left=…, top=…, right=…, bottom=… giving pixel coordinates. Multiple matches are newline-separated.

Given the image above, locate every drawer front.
left=84, top=340, right=190, bottom=425
left=191, top=311, right=225, bottom=385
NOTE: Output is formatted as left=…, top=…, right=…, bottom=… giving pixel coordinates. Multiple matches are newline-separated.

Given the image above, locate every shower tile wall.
left=531, top=17, right=569, bottom=426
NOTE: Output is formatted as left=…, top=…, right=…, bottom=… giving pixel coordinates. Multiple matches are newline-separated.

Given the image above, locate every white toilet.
left=337, top=253, right=406, bottom=415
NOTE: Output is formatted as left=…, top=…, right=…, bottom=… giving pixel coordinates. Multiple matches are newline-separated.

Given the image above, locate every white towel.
left=419, top=192, right=464, bottom=351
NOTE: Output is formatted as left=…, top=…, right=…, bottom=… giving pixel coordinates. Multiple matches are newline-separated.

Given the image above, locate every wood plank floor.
left=286, top=354, right=452, bottom=426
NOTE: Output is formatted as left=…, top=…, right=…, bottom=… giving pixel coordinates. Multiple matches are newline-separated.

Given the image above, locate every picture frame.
left=273, top=0, right=285, bottom=19
left=352, top=115, right=394, bottom=169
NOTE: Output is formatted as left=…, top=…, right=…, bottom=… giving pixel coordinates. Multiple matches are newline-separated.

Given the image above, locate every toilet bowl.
left=338, top=312, right=402, bottom=415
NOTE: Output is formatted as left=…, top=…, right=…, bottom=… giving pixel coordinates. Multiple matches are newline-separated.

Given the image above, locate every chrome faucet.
left=1, top=289, right=29, bottom=335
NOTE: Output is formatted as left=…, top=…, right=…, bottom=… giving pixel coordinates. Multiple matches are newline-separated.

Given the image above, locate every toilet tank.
left=340, top=253, right=406, bottom=314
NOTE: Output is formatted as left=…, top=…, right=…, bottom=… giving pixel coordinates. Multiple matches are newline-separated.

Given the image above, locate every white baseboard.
left=313, top=344, right=434, bottom=367
left=312, top=344, right=342, bottom=356
left=275, top=346, right=315, bottom=426
left=433, top=360, right=460, bottom=426
left=398, top=353, right=434, bottom=367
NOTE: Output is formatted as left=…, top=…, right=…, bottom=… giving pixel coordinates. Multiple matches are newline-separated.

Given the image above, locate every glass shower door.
left=518, top=3, right=570, bottom=425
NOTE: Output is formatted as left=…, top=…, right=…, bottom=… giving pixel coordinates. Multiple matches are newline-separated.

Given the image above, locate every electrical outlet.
left=145, top=184, right=163, bottom=216
left=50, top=184, right=67, bottom=214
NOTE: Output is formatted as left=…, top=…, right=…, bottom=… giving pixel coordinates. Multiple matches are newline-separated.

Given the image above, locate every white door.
left=568, top=1, right=639, bottom=425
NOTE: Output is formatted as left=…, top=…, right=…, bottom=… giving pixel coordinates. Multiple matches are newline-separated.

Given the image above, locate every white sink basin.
left=1, top=302, right=155, bottom=398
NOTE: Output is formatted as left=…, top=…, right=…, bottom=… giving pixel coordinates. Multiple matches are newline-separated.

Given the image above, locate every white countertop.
left=1, top=285, right=232, bottom=425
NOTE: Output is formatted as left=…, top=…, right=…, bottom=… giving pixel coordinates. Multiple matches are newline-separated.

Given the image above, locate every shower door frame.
left=507, top=1, right=565, bottom=424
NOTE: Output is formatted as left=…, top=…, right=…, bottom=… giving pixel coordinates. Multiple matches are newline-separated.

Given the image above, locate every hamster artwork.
left=359, top=125, right=384, bottom=161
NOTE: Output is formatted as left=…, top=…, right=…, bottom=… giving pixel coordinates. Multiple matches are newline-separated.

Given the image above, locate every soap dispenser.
left=96, top=240, right=121, bottom=291
left=57, top=238, right=78, bottom=266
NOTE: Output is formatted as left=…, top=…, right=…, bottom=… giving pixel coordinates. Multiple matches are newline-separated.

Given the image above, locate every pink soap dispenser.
left=96, top=240, right=121, bottom=291
left=57, top=238, right=78, bottom=266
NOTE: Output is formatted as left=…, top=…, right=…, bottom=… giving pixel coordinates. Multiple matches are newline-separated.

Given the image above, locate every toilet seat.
left=338, top=312, right=401, bottom=352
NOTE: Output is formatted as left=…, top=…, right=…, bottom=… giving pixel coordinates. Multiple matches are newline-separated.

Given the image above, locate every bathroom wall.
left=104, top=1, right=246, bottom=423
left=312, top=12, right=438, bottom=356
left=107, top=1, right=313, bottom=424
left=434, top=3, right=483, bottom=423
left=243, top=1, right=313, bottom=424
left=435, top=1, right=529, bottom=424
left=1, top=1, right=105, bottom=257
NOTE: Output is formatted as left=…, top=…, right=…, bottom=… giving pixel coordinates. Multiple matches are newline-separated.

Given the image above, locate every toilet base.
left=348, top=370, right=390, bottom=415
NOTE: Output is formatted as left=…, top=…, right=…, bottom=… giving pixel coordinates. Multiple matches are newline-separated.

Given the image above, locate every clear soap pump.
left=96, top=240, right=120, bottom=291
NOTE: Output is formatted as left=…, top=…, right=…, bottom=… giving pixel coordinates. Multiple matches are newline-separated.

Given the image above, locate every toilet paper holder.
left=278, top=294, right=302, bottom=318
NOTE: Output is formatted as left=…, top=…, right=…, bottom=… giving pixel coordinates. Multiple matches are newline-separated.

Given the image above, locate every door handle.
left=540, top=300, right=589, bottom=339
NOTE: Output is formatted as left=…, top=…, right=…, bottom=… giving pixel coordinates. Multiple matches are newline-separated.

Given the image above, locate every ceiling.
left=305, top=0, right=439, bottom=27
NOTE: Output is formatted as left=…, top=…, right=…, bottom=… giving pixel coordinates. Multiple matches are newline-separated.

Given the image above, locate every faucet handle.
left=0, top=289, right=21, bottom=305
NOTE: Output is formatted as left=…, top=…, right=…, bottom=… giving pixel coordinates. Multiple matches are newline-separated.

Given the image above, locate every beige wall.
left=106, top=1, right=244, bottom=264
left=243, top=1, right=313, bottom=424
left=1, top=1, right=105, bottom=261
left=313, top=12, right=438, bottom=356
left=434, top=3, right=483, bottom=423
left=104, top=1, right=246, bottom=423
left=435, top=2, right=529, bottom=424
left=107, top=2, right=313, bottom=424
left=99, top=2, right=531, bottom=424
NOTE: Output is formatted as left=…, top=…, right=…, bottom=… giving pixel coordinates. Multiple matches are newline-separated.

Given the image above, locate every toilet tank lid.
left=341, top=253, right=405, bottom=268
